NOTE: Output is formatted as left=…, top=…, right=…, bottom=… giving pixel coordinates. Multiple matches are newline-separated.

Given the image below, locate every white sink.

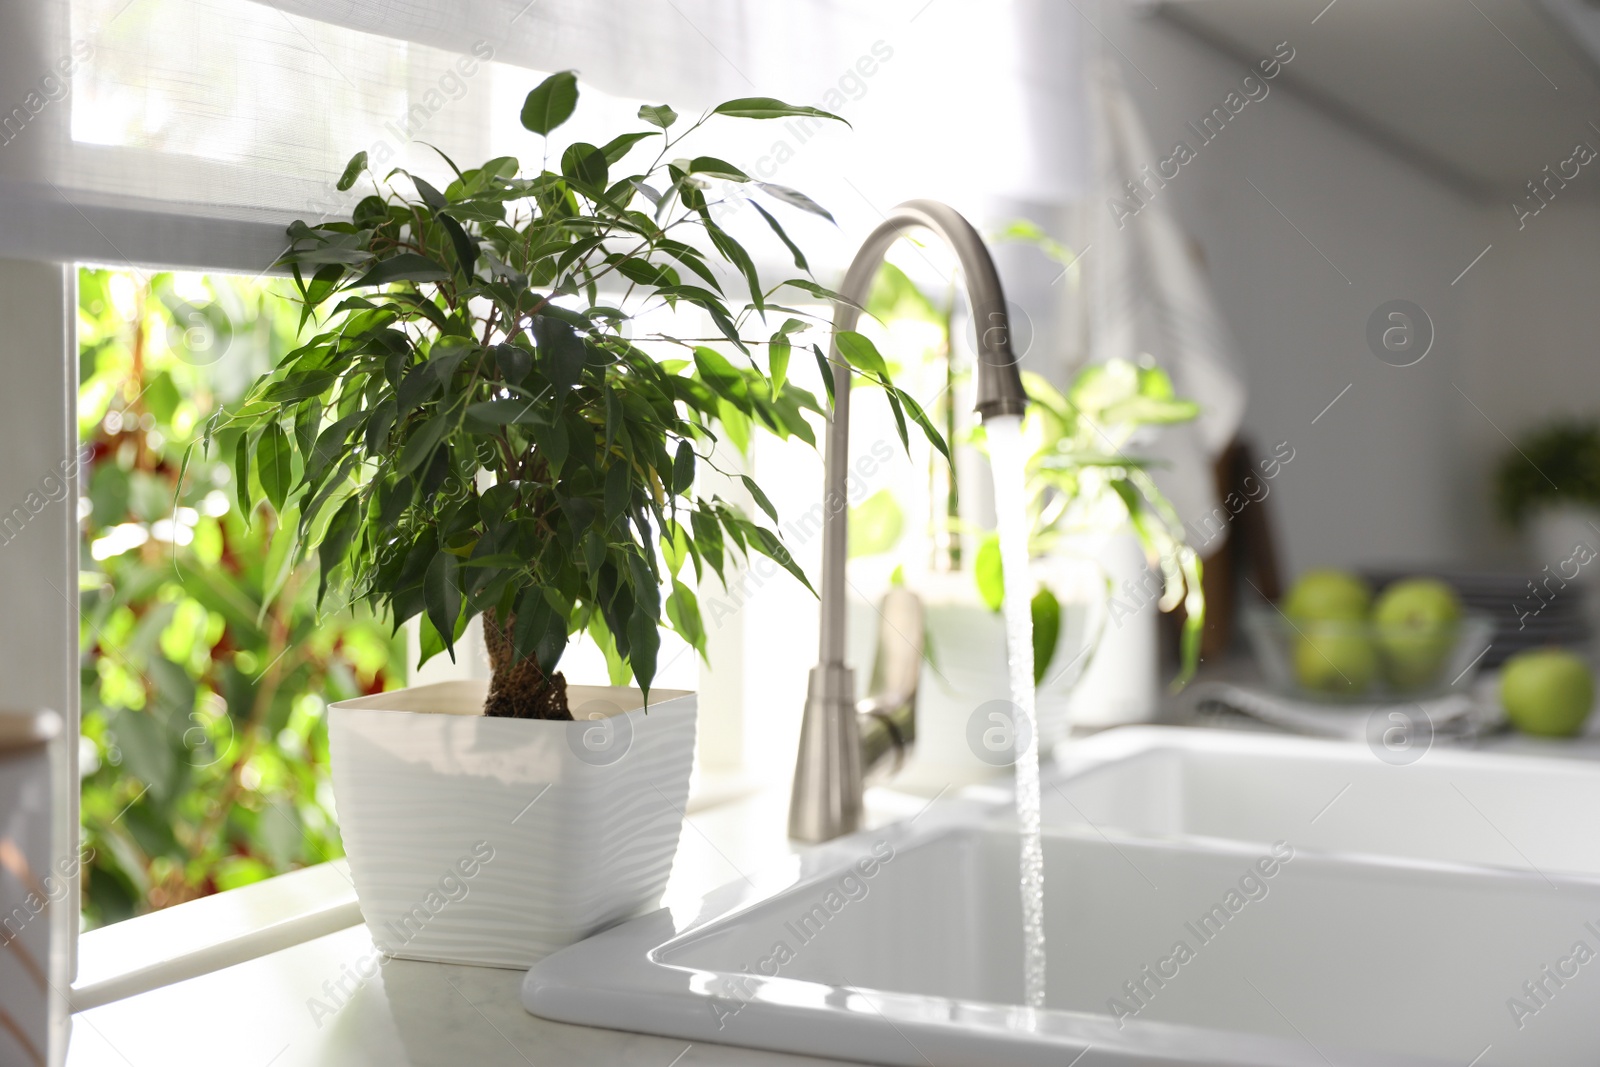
left=1042, top=727, right=1600, bottom=878
left=523, top=727, right=1600, bottom=1065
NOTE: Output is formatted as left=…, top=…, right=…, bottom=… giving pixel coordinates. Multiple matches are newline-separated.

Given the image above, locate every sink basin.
left=1041, top=727, right=1600, bottom=879
left=523, top=727, right=1600, bottom=1065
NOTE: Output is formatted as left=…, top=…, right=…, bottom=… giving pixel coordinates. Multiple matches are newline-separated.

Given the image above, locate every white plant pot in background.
left=1526, top=504, right=1600, bottom=641
left=1062, top=530, right=1161, bottom=729
left=329, top=680, right=696, bottom=969
left=895, top=564, right=1100, bottom=791
left=1527, top=503, right=1600, bottom=575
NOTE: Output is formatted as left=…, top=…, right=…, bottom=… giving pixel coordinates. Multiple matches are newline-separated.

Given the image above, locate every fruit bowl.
left=1242, top=607, right=1496, bottom=703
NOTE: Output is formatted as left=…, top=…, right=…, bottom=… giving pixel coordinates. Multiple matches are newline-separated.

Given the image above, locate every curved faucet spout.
left=788, top=199, right=1028, bottom=843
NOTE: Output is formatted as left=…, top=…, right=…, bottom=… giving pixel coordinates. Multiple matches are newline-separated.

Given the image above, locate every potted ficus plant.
left=206, top=71, right=928, bottom=967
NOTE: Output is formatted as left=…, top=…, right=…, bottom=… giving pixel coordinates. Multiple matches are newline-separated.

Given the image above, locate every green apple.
left=1284, top=569, right=1372, bottom=622
left=1293, top=626, right=1378, bottom=696
left=1373, top=577, right=1463, bottom=692
left=1501, top=649, right=1595, bottom=738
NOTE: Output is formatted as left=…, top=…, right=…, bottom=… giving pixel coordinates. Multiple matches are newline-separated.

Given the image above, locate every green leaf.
left=672, top=440, right=695, bottom=495
left=750, top=201, right=807, bottom=272
left=666, top=579, right=706, bottom=661
left=706, top=224, right=764, bottom=314
left=737, top=520, right=814, bottom=594
left=317, top=496, right=361, bottom=602
left=423, top=551, right=461, bottom=659
left=437, top=212, right=479, bottom=278
left=257, top=424, right=293, bottom=512
left=298, top=263, right=345, bottom=326
left=261, top=371, right=336, bottom=405
left=610, top=256, right=677, bottom=289
left=560, top=142, right=609, bottom=192
left=637, top=103, right=678, bottom=129
left=349, top=253, right=450, bottom=288
left=738, top=474, right=779, bottom=524
left=511, top=586, right=569, bottom=673
left=531, top=416, right=568, bottom=476
left=769, top=337, right=790, bottom=393
left=693, top=345, right=748, bottom=406
left=974, top=533, right=1003, bottom=613
left=233, top=433, right=253, bottom=516
left=712, top=97, right=848, bottom=125
left=521, top=70, right=579, bottom=135
left=336, top=151, right=368, bottom=192
left=661, top=520, right=693, bottom=578
left=812, top=343, right=836, bottom=407
left=365, top=397, right=397, bottom=455
left=397, top=415, right=448, bottom=476
left=1032, top=586, right=1061, bottom=686
left=604, top=460, right=631, bottom=525
left=627, top=604, right=659, bottom=696
left=410, top=175, right=448, bottom=212
left=883, top=385, right=909, bottom=451
left=589, top=614, right=631, bottom=687
left=305, top=412, right=358, bottom=487
left=293, top=397, right=322, bottom=458
left=836, top=331, right=891, bottom=379
left=466, top=399, right=542, bottom=426
left=782, top=277, right=864, bottom=312
left=893, top=386, right=950, bottom=461
left=600, top=132, right=655, bottom=165
left=688, top=156, right=750, bottom=182
left=495, top=344, right=533, bottom=384
left=656, top=239, right=723, bottom=292
left=718, top=399, right=751, bottom=454
left=533, top=316, right=586, bottom=392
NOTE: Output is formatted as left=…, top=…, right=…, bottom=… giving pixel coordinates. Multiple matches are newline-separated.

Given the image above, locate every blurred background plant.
left=851, top=220, right=1207, bottom=686
left=1013, top=359, right=1205, bottom=681
left=1495, top=418, right=1600, bottom=528
left=77, top=267, right=405, bottom=927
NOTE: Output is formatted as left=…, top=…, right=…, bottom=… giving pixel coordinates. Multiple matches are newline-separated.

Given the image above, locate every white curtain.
left=0, top=0, right=1089, bottom=275
left=1084, top=55, right=1248, bottom=531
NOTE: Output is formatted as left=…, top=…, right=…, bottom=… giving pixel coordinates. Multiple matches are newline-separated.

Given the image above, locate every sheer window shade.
left=0, top=0, right=1085, bottom=275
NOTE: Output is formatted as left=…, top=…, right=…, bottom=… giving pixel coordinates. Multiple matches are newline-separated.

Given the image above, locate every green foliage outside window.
left=77, top=268, right=405, bottom=927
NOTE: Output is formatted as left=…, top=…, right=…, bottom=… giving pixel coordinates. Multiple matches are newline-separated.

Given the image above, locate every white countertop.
left=63, top=701, right=1600, bottom=1067
left=65, top=785, right=928, bottom=1067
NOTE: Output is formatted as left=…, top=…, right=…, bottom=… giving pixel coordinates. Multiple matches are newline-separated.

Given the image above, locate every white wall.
left=1065, top=4, right=1497, bottom=578
left=1456, top=202, right=1600, bottom=565
left=0, top=259, right=79, bottom=1066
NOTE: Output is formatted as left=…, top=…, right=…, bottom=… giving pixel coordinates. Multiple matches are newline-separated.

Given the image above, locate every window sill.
left=71, top=769, right=776, bottom=1010
left=72, top=860, right=361, bottom=1011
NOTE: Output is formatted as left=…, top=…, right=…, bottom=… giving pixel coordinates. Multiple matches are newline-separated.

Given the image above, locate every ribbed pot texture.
left=329, top=680, right=697, bottom=967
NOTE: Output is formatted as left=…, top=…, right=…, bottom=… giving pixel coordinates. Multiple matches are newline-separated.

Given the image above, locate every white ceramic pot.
left=1527, top=503, right=1600, bottom=574
left=329, top=680, right=696, bottom=969
left=1061, top=530, right=1161, bottom=728
left=895, top=564, right=1100, bottom=791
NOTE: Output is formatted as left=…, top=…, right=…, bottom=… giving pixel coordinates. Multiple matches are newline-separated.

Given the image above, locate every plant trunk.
left=482, top=606, right=572, bottom=719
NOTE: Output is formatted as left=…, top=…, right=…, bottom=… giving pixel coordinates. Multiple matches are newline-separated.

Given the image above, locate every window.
left=75, top=268, right=404, bottom=926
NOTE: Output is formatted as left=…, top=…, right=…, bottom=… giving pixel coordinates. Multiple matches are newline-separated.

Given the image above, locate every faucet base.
left=788, top=663, right=862, bottom=842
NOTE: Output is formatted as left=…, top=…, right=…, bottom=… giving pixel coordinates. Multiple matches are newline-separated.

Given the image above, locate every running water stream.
left=984, top=413, right=1048, bottom=1010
